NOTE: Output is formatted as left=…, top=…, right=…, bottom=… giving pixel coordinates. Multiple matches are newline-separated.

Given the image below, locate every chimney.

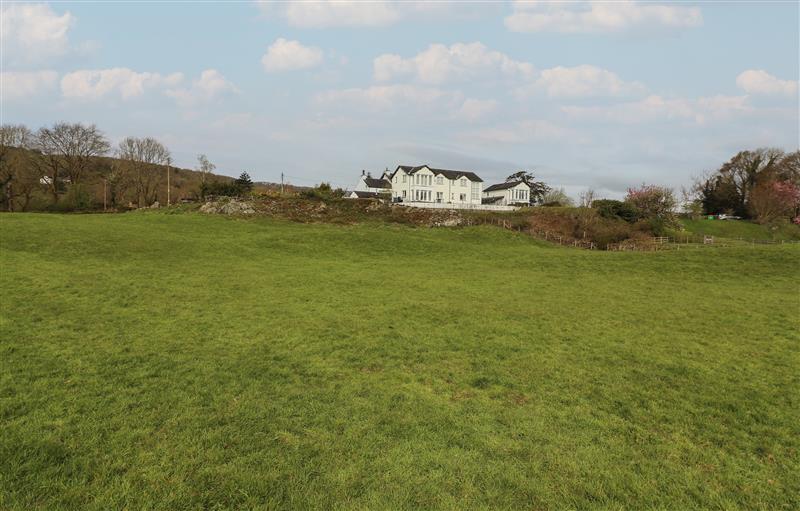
left=367, top=171, right=372, bottom=178
left=361, top=169, right=365, bottom=176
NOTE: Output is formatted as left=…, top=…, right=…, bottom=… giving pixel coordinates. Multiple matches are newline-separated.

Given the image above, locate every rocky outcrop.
left=200, top=198, right=256, bottom=215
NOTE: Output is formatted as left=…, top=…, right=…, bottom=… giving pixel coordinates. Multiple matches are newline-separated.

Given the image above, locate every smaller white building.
left=348, top=171, right=391, bottom=199
left=482, top=180, right=531, bottom=206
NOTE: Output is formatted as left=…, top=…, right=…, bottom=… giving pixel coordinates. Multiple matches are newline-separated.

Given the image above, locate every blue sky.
left=2, top=1, right=798, bottom=196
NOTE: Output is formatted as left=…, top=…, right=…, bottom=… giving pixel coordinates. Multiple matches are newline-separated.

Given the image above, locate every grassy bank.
left=1, top=212, right=798, bottom=510
left=679, top=217, right=800, bottom=241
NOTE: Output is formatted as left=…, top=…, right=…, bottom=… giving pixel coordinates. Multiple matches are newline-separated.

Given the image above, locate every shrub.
left=301, top=182, right=346, bottom=200
left=625, top=185, right=677, bottom=223
left=749, top=180, right=800, bottom=224
left=593, top=199, right=640, bottom=223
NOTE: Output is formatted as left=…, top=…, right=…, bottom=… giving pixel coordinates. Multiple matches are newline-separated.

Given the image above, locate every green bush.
left=593, top=199, right=639, bottom=222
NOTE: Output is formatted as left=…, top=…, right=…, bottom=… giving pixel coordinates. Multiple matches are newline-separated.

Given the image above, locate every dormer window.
left=461, top=178, right=467, bottom=187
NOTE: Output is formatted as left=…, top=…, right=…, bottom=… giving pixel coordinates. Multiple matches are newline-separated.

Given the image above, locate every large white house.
left=482, top=180, right=531, bottom=206
left=381, top=165, right=483, bottom=205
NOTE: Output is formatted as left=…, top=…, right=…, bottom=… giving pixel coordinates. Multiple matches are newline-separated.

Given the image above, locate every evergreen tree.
left=235, top=172, right=253, bottom=193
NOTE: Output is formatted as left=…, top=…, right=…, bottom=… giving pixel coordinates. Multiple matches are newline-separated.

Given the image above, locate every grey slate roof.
left=394, top=165, right=483, bottom=183
left=363, top=177, right=391, bottom=189
left=484, top=180, right=526, bottom=192
left=350, top=191, right=381, bottom=199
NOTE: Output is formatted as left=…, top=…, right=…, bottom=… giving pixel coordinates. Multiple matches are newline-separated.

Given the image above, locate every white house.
left=482, top=180, right=531, bottom=206
left=347, top=171, right=392, bottom=199
left=382, top=165, right=483, bottom=206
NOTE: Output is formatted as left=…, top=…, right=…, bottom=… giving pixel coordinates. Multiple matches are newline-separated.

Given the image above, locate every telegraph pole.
left=166, top=157, right=171, bottom=206
left=281, top=172, right=284, bottom=195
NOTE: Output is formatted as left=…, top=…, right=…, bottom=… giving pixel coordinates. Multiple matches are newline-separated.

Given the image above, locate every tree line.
left=0, top=122, right=254, bottom=212
left=504, top=148, right=800, bottom=226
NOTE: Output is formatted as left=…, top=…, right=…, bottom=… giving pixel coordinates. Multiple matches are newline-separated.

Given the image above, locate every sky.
left=2, top=1, right=798, bottom=197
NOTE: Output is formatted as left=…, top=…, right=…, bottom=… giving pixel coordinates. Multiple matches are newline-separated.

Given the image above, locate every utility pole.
left=281, top=172, right=284, bottom=195
left=103, top=178, right=107, bottom=211
left=166, top=157, right=171, bottom=206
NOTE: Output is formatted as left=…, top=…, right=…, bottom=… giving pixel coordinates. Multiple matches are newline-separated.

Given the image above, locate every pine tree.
left=235, top=172, right=253, bottom=193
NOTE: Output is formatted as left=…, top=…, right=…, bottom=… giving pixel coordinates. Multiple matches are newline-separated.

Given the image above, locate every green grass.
left=679, top=218, right=800, bottom=241
left=2, top=212, right=799, bottom=510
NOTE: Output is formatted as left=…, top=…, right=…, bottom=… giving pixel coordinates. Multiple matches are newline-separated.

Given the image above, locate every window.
left=459, top=193, right=466, bottom=201
left=402, top=190, right=406, bottom=198
left=436, top=191, right=443, bottom=202
left=402, top=175, right=406, bottom=183
left=436, top=176, right=444, bottom=185
left=471, top=182, right=480, bottom=201
left=414, top=189, right=431, bottom=202
left=461, top=178, right=467, bottom=187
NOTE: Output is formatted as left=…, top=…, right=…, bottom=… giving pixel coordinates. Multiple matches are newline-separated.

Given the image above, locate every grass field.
left=679, top=218, right=800, bottom=241
left=2, top=212, right=799, bottom=510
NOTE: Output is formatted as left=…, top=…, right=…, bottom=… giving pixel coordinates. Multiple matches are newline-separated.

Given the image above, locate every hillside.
left=2, top=212, right=798, bottom=510
left=1, top=147, right=237, bottom=211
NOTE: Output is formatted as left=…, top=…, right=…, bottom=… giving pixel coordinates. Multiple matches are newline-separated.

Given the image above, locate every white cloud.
left=1, top=70, right=59, bottom=100
left=165, top=69, right=239, bottom=107
left=736, top=70, right=798, bottom=96
left=261, top=38, right=324, bottom=72
left=505, top=0, right=702, bottom=34
left=518, top=64, right=646, bottom=98
left=59, top=68, right=235, bottom=106
left=462, top=120, right=570, bottom=144
left=374, top=42, right=535, bottom=84
left=283, top=0, right=399, bottom=27
left=453, top=98, right=498, bottom=121
left=315, top=84, right=460, bottom=111
left=0, top=3, right=75, bottom=61
left=563, top=94, right=752, bottom=124
left=61, top=68, right=183, bottom=100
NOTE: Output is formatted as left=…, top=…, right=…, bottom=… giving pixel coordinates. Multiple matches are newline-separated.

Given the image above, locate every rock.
left=200, top=198, right=255, bottom=215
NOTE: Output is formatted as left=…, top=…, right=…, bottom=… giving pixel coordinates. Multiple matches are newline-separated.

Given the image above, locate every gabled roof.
left=484, top=180, right=528, bottom=192
left=350, top=191, right=382, bottom=199
left=363, top=177, right=391, bottom=189
left=394, top=164, right=483, bottom=183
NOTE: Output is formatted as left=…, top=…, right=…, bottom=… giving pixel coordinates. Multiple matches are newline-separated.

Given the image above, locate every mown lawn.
left=1, top=212, right=798, bottom=510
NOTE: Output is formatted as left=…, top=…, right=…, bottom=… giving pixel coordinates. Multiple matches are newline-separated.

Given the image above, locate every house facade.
left=382, top=165, right=483, bottom=206
left=482, top=180, right=531, bottom=206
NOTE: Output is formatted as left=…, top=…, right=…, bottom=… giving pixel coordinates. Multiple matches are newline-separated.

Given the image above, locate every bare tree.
left=0, top=124, right=36, bottom=211
left=196, top=154, right=215, bottom=185
left=579, top=188, right=595, bottom=208
left=34, top=122, right=110, bottom=203
left=117, top=137, right=171, bottom=207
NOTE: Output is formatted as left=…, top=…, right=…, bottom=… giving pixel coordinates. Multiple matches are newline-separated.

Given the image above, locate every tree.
left=541, top=187, right=574, bottom=207
left=117, top=137, right=171, bottom=207
left=34, top=122, right=110, bottom=204
left=579, top=188, right=595, bottom=208
left=749, top=180, right=800, bottom=224
left=506, top=170, right=550, bottom=205
left=196, top=154, right=215, bottom=187
left=625, top=185, right=676, bottom=220
left=235, top=172, right=253, bottom=194
left=0, top=124, right=36, bottom=211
